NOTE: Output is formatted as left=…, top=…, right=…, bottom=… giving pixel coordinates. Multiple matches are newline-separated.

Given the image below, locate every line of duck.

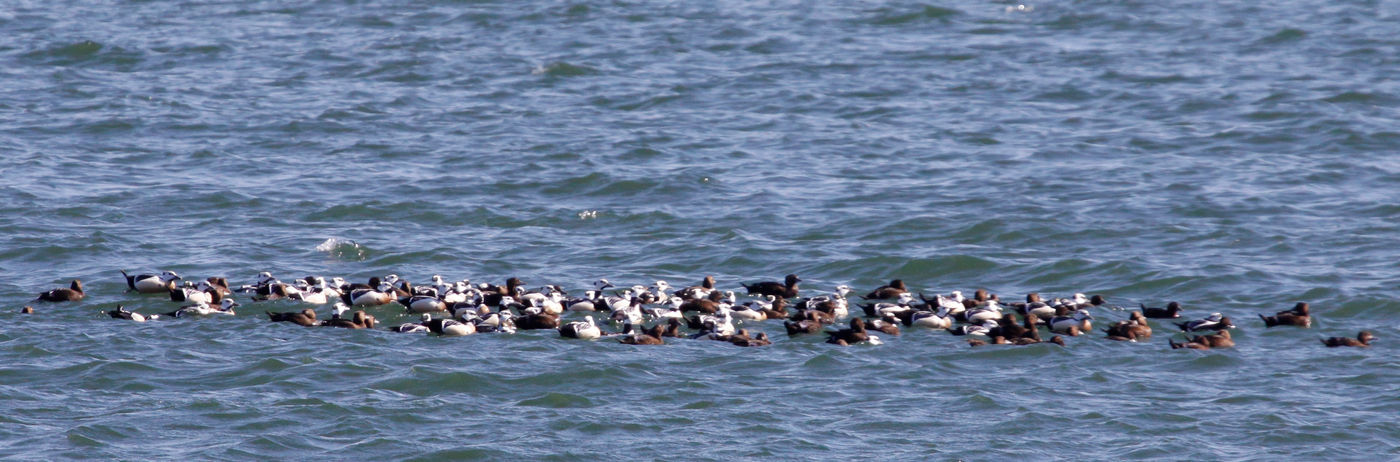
left=27, top=272, right=1375, bottom=349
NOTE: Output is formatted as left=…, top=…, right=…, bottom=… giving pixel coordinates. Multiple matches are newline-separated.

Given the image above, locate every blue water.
left=3, top=1, right=1399, bottom=459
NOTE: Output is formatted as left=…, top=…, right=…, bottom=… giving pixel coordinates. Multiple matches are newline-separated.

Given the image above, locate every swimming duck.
left=322, top=310, right=376, bottom=329
left=868, top=316, right=901, bottom=336
left=164, top=299, right=240, bottom=318
left=673, top=276, right=715, bottom=300
left=1141, top=301, right=1184, bottom=319
left=1104, top=311, right=1151, bottom=339
left=168, top=281, right=214, bottom=305
left=1321, top=331, right=1373, bottom=347
left=559, top=315, right=602, bottom=340
left=1049, top=309, right=1093, bottom=335
left=425, top=317, right=475, bottom=336
left=964, top=300, right=1004, bottom=324
left=121, top=270, right=181, bottom=293
left=731, top=296, right=773, bottom=321
left=36, top=279, right=84, bottom=302
left=784, top=311, right=827, bottom=336
left=825, top=318, right=870, bottom=344
left=107, top=305, right=152, bottom=322
left=863, top=279, right=908, bottom=300
left=266, top=308, right=318, bottom=327
left=1175, top=313, right=1234, bottom=332
left=391, top=313, right=433, bottom=333
left=947, top=320, right=999, bottom=337
left=741, top=274, right=800, bottom=299
left=1017, top=293, right=1056, bottom=320
left=564, top=290, right=602, bottom=312
left=1258, top=311, right=1309, bottom=328
left=343, top=283, right=394, bottom=307
left=1168, top=338, right=1211, bottom=350
left=1190, top=330, right=1234, bottom=348
left=618, top=322, right=664, bottom=345
left=513, top=309, right=560, bottom=330
left=1259, top=302, right=1311, bottom=328
left=400, top=293, right=447, bottom=314
left=908, top=308, right=953, bottom=329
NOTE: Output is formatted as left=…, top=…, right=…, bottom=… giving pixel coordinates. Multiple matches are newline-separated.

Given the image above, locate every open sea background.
left=2, top=0, right=1399, bottom=459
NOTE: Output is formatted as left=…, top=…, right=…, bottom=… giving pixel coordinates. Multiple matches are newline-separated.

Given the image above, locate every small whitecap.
left=1005, top=4, right=1033, bottom=13
left=316, top=237, right=369, bottom=261
left=577, top=210, right=599, bottom=220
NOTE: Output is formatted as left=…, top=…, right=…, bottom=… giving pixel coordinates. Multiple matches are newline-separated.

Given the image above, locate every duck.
left=1168, top=338, right=1210, bottom=350
left=1104, top=311, right=1151, bottom=339
left=168, top=281, right=214, bottom=304
left=825, top=318, right=869, bottom=344
left=1322, top=331, right=1374, bottom=347
left=673, top=276, right=715, bottom=300
left=964, top=299, right=1004, bottom=324
left=679, top=291, right=723, bottom=314
left=868, top=316, right=901, bottom=336
left=643, top=281, right=672, bottom=305
left=391, top=313, right=433, bottom=333
left=989, top=313, right=1030, bottom=340
left=287, top=278, right=333, bottom=304
left=107, top=305, right=152, bottom=322
left=204, top=277, right=233, bottom=296
left=618, top=322, right=664, bottom=345
left=164, top=299, right=240, bottom=318
left=920, top=291, right=967, bottom=319
left=947, top=320, right=998, bottom=337
left=425, top=317, right=475, bottom=336
left=1190, top=330, right=1234, bottom=348
left=513, top=309, right=560, bottom=330
left=1141, top=301, right=1184, bottom=319
left=266, top=308, right=318, bottom=327
left=730, top=297, right=772, bottom=321
left=696, top=310, right=735, bottom=337
left=400, top=293, right=447, bottom=314
left=322, top=311, right=376, bottom=329
left=1259, top=302, right=1311, bottom=328
left=1175, top=313, right=1234, bottom=332
left=559, top=316, right=602, bottom=340
left=343, top=283, right=394, bottom=307
left=863, top=279, right=908, bottom=300
left=741, top=274, right=800, bottom=299
left=474, top=310, right=517, bottom=334
left=1048, top=310, right=1092, bottom=335
left=121, top=270, right=181, bottom=293
left=732, top=332, right=772, bottom=347
left=1258, top=311, right=1310, bottom=328
left=784, top=311, right=827, bottom=336
left=858, top=292, right=916, bottom=318
left=36, top=279, right=84, bottom=302
left=564, top=290, right=602, bottom=312
left=481, top=277, right=525, bottom=307
left=908, top=308, right=953, bottom=329
left=1016, top=293, right=1056, bottom=320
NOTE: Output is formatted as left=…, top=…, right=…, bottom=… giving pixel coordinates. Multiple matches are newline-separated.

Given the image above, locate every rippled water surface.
left=4, top=0, right=1400, bottom=459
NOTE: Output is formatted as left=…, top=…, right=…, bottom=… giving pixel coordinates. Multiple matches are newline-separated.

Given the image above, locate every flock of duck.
left=27, top=271, right=1376, bottom=349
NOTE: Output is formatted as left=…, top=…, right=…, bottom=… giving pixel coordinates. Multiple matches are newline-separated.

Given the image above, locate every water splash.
left=315, top=237, right=369, bottom=261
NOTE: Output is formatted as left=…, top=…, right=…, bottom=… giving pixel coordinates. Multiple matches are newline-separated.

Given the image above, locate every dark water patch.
left=864, top=5, right=961, bottom=26
left=1256, top=28, right=1307, bottom=45
left=1320, top=91, right=1399, bottom=106
left=534, top=61, right=598, bottom=78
